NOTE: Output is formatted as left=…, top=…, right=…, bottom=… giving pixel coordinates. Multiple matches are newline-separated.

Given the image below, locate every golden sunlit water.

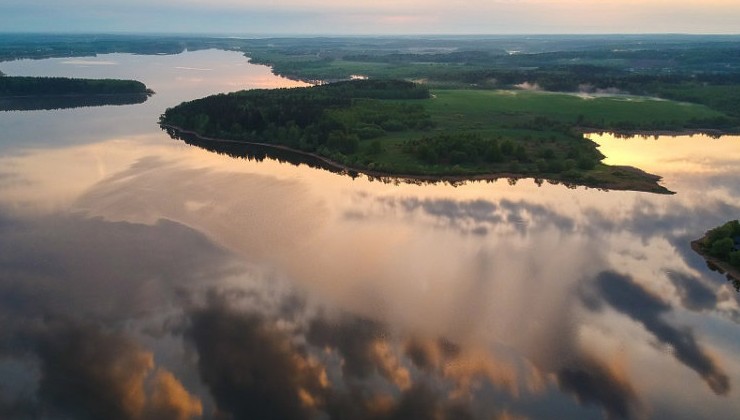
left=1, top=50, right=739, bottom=420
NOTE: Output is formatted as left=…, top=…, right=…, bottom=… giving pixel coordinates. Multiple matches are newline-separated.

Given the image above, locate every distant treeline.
left=0, top=76, right=152, bottom=97
left=161, top=79, right=430, bottom=155
left=0, top=34, right=241, bottom=62
left=3, top=34, right=740, bottom=120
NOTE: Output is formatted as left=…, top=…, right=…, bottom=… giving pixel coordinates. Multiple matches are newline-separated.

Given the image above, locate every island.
left=692, top=220, right=740, bottom=289
left=159, top=78, right=732, bottom=192
left=0, top=76, right=154, bottom=111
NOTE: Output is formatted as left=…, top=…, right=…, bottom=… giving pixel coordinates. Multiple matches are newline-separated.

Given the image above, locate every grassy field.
left=424, top=89, right=724, bottom=128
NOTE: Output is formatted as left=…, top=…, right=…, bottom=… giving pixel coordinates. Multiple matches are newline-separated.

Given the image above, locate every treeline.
left=343, top=50, right=508, bottom=65
left=700, top=220, right=740, bottom=267
left=0, top=76, right=152, bottom=97
left=403, top=132, right=599, bottom=174
left=0, top=34, right=250, bottom=62
left=160, top=79, right=431, bottom=156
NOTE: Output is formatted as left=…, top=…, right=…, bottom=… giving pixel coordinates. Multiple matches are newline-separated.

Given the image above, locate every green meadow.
left=424, top=89, right=724, bottom=129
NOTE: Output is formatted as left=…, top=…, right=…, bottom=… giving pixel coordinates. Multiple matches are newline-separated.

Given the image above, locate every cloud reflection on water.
left=1, top=50, right=740, bottom=419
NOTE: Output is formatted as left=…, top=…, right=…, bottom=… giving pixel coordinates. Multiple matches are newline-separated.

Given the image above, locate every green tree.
left=710, top=237, right=734, bottom=258
left=368, top=140, right=383, bottom=155
left=515, top=145, right=528, bottom=162
left=500, top=140, right=514, bottom=156
left=730, top=251, right=740, bottom=267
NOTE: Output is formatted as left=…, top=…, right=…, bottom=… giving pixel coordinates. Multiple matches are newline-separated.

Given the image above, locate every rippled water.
left=1, top=50, right=739, bottom=419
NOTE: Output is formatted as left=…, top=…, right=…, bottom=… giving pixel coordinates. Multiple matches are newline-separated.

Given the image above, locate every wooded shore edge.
left=162, top=123, right=670, bottom=192
left=691, top=220, right=740, bottom=286
left=691, top=240, right=740, bottom=283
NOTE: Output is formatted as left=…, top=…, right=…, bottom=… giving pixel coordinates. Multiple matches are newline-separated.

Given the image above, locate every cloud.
left=377, top=383, right=475, bottom=420
left=348, top=195, right=576, bottom=237
left=183, top=292, right=548, bottom=420
left=186, top=301, right=328, bottom=420
left=145, top=370, right=204, bottom=420
left=0, top=211, right=236, bottom=322
left=307, top=316, right=385, bottom=379
left=33, top=320, right=201, bottom=420
left=589, top=271, right=730, bottom=395
left=0, top=209, right=237, bottom=418
left=666, top=271, right=718, bottom=312
left=556, top=354, right=639, bottom=420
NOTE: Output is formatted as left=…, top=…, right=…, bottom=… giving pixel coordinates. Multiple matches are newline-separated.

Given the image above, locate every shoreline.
left=0, top=91, right=154, bottom=99
left=582, top=127, right=740, bottom=138
left=161, top=124, right=671, bottom=193
left=690, top=239, right=740, bottom=283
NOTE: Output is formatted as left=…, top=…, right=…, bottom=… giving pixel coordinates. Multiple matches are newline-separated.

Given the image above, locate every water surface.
left=1, top=50, right=739, bottom=419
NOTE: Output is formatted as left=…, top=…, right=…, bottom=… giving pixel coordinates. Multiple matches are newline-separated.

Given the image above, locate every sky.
left=1, top=0, right=739, bottom=35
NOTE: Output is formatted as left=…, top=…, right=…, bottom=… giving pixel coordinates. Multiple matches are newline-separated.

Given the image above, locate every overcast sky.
left=2, top=0, right=739, bottom=35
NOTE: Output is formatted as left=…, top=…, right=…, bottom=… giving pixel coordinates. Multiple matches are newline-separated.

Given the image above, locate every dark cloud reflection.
left=556, top=355, right=638, bottom=420
left=307, top=316, right=386, bottom=379
left=0, top=211, right=236, bottom=322
left=187, top=300, right=327, bottom=420
left=351, top=195, right=577, bottom=237
left=0, top=209, right=237, bottom=419
left=589, top=271, right=730, bottom=395
left=0, top=319, right=202, bottom=420
left=34, top=320, right=202, bottom=420
left=183, top=295, right=528, bottom=420
left=666, top=271, right=718, bottom=312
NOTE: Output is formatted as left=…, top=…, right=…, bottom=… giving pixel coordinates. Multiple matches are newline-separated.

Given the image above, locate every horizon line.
left=1, top=31, right=740, bottom=38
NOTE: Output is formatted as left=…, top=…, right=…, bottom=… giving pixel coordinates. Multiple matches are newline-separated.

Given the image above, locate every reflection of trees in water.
left=0, top=93, right=150, bottom=111
left=703, top=260, right=740, bottom=292
left=164, top=126, right=585, bottom=190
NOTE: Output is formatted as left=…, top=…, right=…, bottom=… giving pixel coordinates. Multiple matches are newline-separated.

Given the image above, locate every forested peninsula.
left=0, top=76, right=153, bottom=110
left=158, top=78, right=723, bottom=192
left=692, top=220, right=740, bottom=288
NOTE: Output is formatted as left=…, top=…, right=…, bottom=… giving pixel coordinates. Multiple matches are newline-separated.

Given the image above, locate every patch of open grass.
left=424, top=89, right=725, bottom=129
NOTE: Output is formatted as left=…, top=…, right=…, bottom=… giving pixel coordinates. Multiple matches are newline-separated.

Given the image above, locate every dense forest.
left=698, top=220, right=740, bottom=268
left=0, top=76, right=152, bottom=96
left=0, top=76, right=153, bottom=110
left=161, top=79, right=431, bottom=156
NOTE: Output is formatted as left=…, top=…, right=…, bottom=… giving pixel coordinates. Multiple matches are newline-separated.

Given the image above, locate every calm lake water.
left=1, top=50, right=739, bottom=420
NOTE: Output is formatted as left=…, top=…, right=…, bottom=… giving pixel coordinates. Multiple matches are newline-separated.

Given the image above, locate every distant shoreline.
left=162, top=123, right=671, bottom=193
left=0, top=92, right=153, bottom=99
